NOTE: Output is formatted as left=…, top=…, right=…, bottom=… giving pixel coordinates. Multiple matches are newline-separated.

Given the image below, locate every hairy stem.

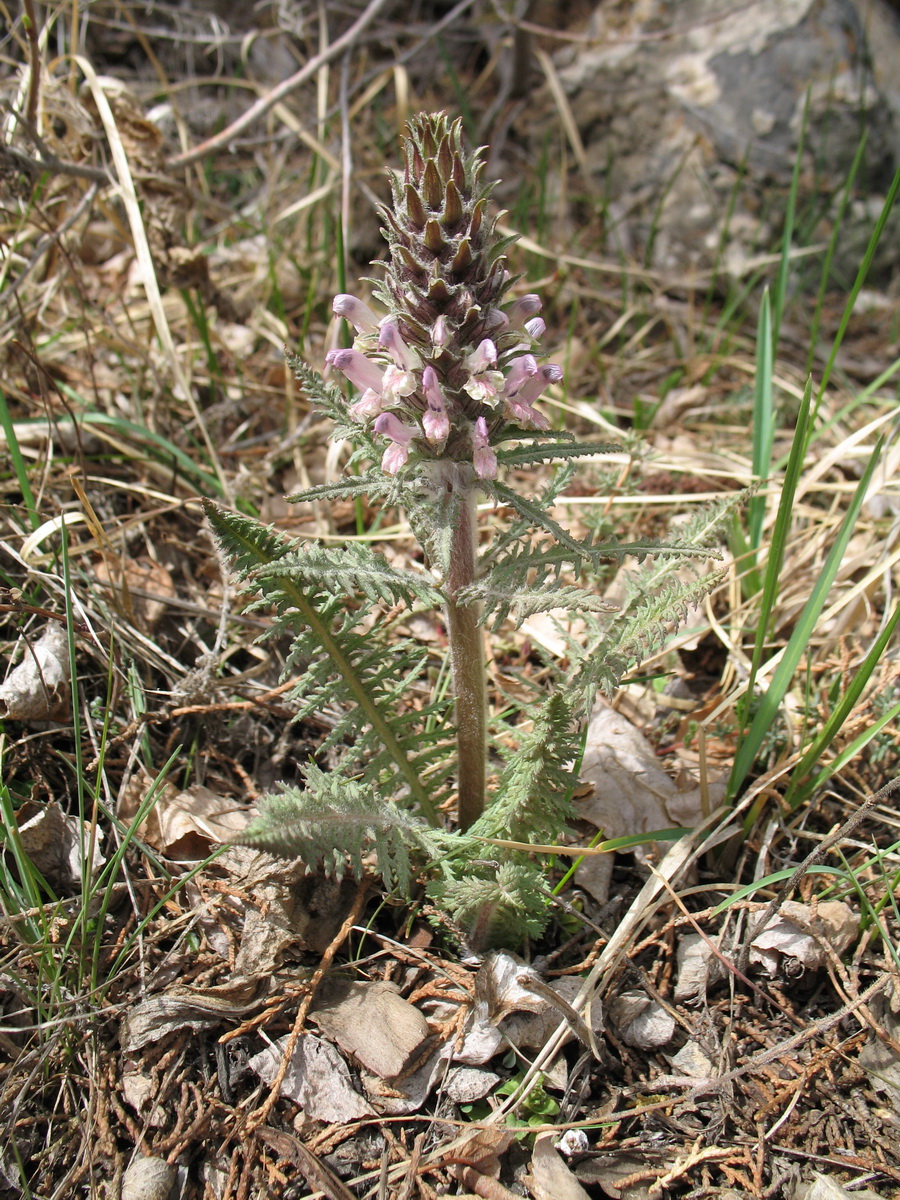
left=446, top=483, right=487, bottom=830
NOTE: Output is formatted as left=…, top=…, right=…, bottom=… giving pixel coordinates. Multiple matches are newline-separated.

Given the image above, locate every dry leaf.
left=608, top=990, right=675, bottom=1050
left=0, top=624, right=70, bottom=721
left=674, top=932, right=724, bottom=1002
left=796, top=1174, right=888, bottom=1200
left=310, top=978, right=432, bottom=1080
left=16, top=800, right=104, bottom=888
left=121, top=976, right=265, bottom=1051
left=527, top=1133, right=592, bottom=1200
left=248, top=1033, right=374, bottom=1122
left=118, top=779, right=250, bottom=859
left=577, top=702, right=723, bottom=856
left=93, top=556, right=175, bottom=631
left=442, top=1067, right=501, bottom=1104
left=749, top=900, right=857, bottom=976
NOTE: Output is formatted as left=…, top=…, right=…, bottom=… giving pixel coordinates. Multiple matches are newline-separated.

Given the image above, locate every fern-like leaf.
left=239, top=764, right=440, bottom=892
left=496, top=439, right=622, bottom=468
left=474, top=691, right=579, bottom=846
left=571, top=569, right=728, bottom=704
left=250, top=542, right=443, bottom=609
left=429, top=859, right=552, bottom=946
left=461, top=580, right=616, bottom=631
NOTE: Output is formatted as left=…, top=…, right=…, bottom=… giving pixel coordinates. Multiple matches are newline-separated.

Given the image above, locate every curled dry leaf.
left=458, top=952, right=601, bottom=1065
left=121, top=976, right=265, bottom=1051
left=576, top=703, right=725, bottom=898
left=608, top=990, right=676, bottom=1051
left=119, top=780, right=251, bottom=859
left=748, top=900, right=857, bottom=977
left=16, top=799, right=104, bottom=889
left=121, top=1156, right=177, bottom=1200
left=0, top=623, right=70, bottom=721
left=797, top=1173, right=888, bottom=1200
left=674, top=932, right=725, bottom=1002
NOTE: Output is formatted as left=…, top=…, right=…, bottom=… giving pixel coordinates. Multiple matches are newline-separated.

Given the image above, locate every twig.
left=736, top=774, right=900, bottom=973
left=167, top=0, right=391, bottom=169
left=245, top=877, right=369, bottom=1131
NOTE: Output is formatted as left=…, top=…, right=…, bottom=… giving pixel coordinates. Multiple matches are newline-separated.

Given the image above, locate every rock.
left=544, top=0, right=900, bottom=279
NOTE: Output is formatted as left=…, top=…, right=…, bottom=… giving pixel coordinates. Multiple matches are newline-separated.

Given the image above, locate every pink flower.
left=325, top=348, right=384, bottom=394
left=422, top=366, right=450, bottom=443
left=379, top=322, right=421, bottom=402
left=431, top=316, right=449, bottom=351
left=504, top=354, right=538, bottom=397
left=348, top=388, right=383, bottom=421
left=465, top=339, right=498, bottom=375
left=503, top=362, right=561, bottom=430
left=472, top=416, right=497, bottom=480
left=524, top=316, right=546, bottom=340
left=507, top=294, right=542, bottom=326
left=332, top=294, right=380, bottom=334
left=464, top=339, right=504, bottom=405
left=514, top=363, right=563, bottom=405
left=374, top=412, right=416, bottom=474
left=379, top=322, right=421, bottom=372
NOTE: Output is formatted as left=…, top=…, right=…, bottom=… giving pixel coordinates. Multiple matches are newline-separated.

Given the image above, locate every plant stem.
left=445, top=480, right=487, bottom=830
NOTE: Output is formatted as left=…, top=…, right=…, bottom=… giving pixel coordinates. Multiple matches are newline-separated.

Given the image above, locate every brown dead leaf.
left=118, top=779, right=249, bottom=859
left=93, top=556, right=175, bottom=631
left=311, top=978, right=432, bottom=1081
left=749, top=900, right=857, bottom=976
left=577, top=702, right=724, bottom=853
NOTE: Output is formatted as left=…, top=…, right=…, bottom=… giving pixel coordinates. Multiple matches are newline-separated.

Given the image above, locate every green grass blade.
left=728, top=433, right=884, bottom=800
left=783, top=596, right=900, bottom=809
left=731, top=377, right=813, bottom=753
left=748, top=287, right=774, bottom=553
left=788, top=697, right=900, bottom=812
left=0, top=390, right=41, bottom=531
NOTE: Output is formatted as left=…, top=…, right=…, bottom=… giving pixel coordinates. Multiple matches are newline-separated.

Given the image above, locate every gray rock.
left=545, top=0, right=900, bottom=278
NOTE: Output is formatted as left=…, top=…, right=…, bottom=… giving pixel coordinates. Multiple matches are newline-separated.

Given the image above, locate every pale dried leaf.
left=674, top=932, right=724, bottom=1002
left=121, top=976, right=265, bottom=1051
left=669, top=1040, right=715, bottom=1080
left=148, top=784, right=251, bottom=859
left=360, top=1046, right=445, bottom=1114
left=859, top=985, right=900, bottom=1112
left=575, top=1151, right=661, bottom=1199
left=16, top=800, right=104, bottom=888
left=0, top=624, right=70, bottom=720
left=121, top=1156, right=177, bottom=1200
left=609, top=990, right=675, bottom=1050
left=577, top=703, right=723, bottom=852
left=442, top=1067, right=501, bottom=1104
left=93, top=556, right=175, bottom=631
left=749, top=900, right=857, bottom=975
left=527, top=1133, right=592, bottom=1200
left=248, top=1033, right=374, bottom=1122
left=795, top=1173, right=888, bottom=1200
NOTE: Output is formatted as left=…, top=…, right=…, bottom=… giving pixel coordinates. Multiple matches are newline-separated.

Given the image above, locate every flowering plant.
left=205, top=114, right=733, bottom=946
